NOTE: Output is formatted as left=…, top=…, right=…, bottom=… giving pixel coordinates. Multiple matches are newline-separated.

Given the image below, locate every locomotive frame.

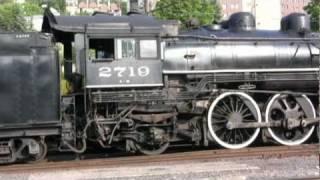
left=0, top=9, right=319, bottom=163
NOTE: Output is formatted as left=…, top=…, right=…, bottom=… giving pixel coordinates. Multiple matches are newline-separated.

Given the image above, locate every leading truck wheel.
left=135, top=142, right=170, bottom=156
left=207, top=92, right=261, bottom=149
left=28, top=140, right=47, bottom=163
left=135, top=126, right=170, bottom=155
left=265, top=94, right=315, bottom=146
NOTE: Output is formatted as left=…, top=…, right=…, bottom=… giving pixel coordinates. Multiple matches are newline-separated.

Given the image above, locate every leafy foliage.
left=25, top=0, right=42, bottom=5
left=26, top=0, right=66, bottom=14
left=120, top=1, right=128, bottom=15
left=304, top=0, right=320, bottom=31
left=0, top=3, right=27, bottom=32
left=23, top=2, right=43, bottom=16
left=153, top=0, right=221, bottom=27
left=0, top=0, right=12, bottom=3
left=0, top=0, right=67, bottom=32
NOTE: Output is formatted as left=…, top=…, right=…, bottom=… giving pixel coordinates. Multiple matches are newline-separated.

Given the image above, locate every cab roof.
left=42, top=8, right=163, bottom=43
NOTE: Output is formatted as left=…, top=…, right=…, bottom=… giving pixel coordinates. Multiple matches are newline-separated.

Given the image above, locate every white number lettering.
left=138, top=66, right=150, bottom=77
left=99, top=67, right=112, bottom=77
left=15, top=34, right=30, bottom=39
left=98, top=66, right=150, bottom=78
left=128, top=67, right=136, bottom=77
left=114, top=67, right=127, bottom=77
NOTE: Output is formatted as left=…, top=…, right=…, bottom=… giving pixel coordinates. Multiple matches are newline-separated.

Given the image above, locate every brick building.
left=218, top=0, right=242, bottom=19
left=217, top=0, right=312, bottom=30
left=281, top=0, right=311, bottom=16
left=218, top=0, right=311, bottom=18
left=129, top=0, right=159, bottom=13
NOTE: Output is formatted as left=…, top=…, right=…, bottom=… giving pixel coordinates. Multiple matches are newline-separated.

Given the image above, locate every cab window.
left=140, top=40, right=157, bottom=59
left=88, top=38, right=114, bottom=61
left=116, top=39, right=136, bottom=60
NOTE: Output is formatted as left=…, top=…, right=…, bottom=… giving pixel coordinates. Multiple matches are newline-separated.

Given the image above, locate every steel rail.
left=0, top=144, right=317, bottom=173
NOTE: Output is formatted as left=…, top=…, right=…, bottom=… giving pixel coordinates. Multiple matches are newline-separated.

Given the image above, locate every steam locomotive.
left=0, top=9, right=319, bottom=163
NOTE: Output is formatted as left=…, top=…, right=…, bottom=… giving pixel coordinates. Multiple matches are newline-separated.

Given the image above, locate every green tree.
left=153, top=0, right=221, bottom=27
left=120, top=1, right=128, bottom=15
left=23, top=2, right=43, bottom=16
left=25, top=0, right=42, bottom=4
left=25, top=0, right=66, bottom=14
left=0, top=3, right=27, bottom=32
left=0, top=0, right=13, bottom=3
left=304, top=0, right=320, bottom=31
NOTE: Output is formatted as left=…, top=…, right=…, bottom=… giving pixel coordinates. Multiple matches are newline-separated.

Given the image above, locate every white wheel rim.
left=265, top=94, right=315, bottom=146
left=207, top=92, right=261, bottom=149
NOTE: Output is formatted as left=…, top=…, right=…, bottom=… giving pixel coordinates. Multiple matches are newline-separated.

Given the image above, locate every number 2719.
left=99, top=66, right=150, bottom=78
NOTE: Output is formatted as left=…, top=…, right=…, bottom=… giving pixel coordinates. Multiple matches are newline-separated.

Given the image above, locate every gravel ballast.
left=0, top=155, right=318, bottom=180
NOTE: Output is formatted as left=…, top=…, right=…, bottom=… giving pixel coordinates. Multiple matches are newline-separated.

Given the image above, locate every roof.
left=42, top=8, right=162, bottom=43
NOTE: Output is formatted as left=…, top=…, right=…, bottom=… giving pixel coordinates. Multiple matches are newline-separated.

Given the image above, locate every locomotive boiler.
left=0, top=9, right=319, bottom=164
left=164, top=13, right=319, bottom=91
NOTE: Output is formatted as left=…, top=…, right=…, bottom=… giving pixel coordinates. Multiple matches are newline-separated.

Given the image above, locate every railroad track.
left=0, top=144, right=318, bottom=173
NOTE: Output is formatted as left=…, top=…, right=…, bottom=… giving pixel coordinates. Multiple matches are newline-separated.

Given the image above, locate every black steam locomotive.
left=0, top=9, right=319, bottom=163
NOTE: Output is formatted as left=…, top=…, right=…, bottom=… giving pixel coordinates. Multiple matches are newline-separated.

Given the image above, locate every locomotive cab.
left=83, top=23, right=164, bottom=89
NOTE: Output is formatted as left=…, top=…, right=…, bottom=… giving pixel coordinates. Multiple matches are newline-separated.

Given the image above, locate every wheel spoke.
left=236, top=129, right=244, bottom=143
left=240, top=107, right=249, bottom=115
left=246, top=128, right=253, bottom=137
left=214, top=125, right=225, bottom=132
left=225, top=131, right=232, bottom=143
left=272, top=100, right=285, bottom=111
left=212, top=112, right=227, bottom=119
left=215, top=106, right=229, bottom=115
left=237, top=102, right=245, bottom=113
left=212, top=120, right=228, bottom=124
left=218, top=130, right=227, bottom=139
left=222, top=100, right=232, bottom=113
left=221, top=105, right=230, bottom=114
left=242, top=113, right=252, bottom=119
left=281, top=98, right=291, bottom=110
left=229, top=96, right=235, bottom=112
left=233, top=130, right=238, bottom=144
left=235, top=98, right=240, bottom=112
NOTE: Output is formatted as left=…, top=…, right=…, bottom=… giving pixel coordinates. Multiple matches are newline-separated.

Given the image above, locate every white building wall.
left=255, top=0, right=281, bottom=30
left=30, top=15, right=44, bottom=32
left=242, top=0, right=254, bottom=13
left=240, top=0, right=281, bottom=30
